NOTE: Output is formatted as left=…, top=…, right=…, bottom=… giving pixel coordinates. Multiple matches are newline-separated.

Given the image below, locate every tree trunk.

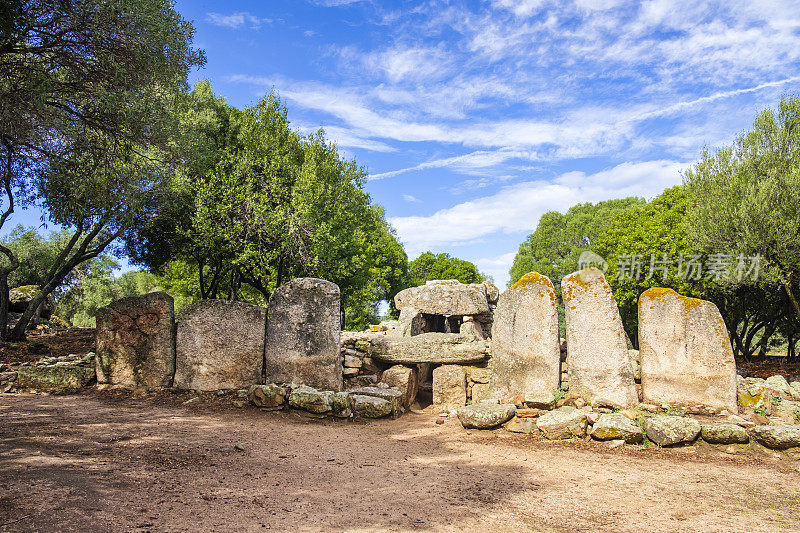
left=783, top=273, right=800, bottom=329
left=0, top=270, right=10, bottom=341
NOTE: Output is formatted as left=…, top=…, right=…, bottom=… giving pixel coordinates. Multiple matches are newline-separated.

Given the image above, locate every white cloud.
left=369, top=149, right=536, bottom=180
left=475, top=252, right=518, bottom=287
left=402, top=194, right=422, bottom=203
left=389, top=160, right=687, bottom=255
left=206, top=12, right=268, bottom=29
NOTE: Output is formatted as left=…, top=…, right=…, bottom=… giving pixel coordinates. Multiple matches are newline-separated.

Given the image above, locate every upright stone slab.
left=265, top=278, right=342, bottom=391
left=174, top=300, right=266, bottom=391
left=398, top=306, right=424, bottom=337
left=432, top=364, right=467, bottom=411
left=562, top=268, right=637, bottom=408
left=95, top=292, right=175, bottom=388
left=638, top=288, right=737, bottom=413
left=490, top=272, right=561, bottom=403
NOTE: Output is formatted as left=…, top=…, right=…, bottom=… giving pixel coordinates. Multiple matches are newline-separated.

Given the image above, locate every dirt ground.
left=1, top=391, right=799, bottom=532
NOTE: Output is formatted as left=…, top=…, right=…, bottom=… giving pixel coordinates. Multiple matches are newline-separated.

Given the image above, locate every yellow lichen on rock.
left=512, top=272, right=554, bottom=292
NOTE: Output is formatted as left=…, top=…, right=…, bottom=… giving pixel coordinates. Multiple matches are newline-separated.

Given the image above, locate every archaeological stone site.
left=7, top=270, right=800, bottom=453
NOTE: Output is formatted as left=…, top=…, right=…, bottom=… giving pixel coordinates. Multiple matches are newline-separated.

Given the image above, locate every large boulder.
left=248, top=384, right=287, bottom=409
left=9, top=285, right=55, bottom=318
left=701, top=423, right=749, bottom=444
left=95, top=292, right=175, bottom=389
left=489, top=272, right=561, bottom=404
left=352, top=394, right=392, bottom=418
left=394, top=280, right=490, bottom=316
left=537, top=406, right=588, bottom=439
left=380, top=365, right=418, bottom=408
left=432, top=364, right=467, bottom=411
left=590, top=413, right=643, bottom=443
left=749, top=425, right=800, bottom=449
left=173, top=300, right=266, bottom=391
left=638, top=288, right=738, bottom=413
left=346, top=386, right=403, bottom=417
left=644, top=415, right=701, bottom=446
left=456, top=403, right=516, bottom=429
left=561, top=268, right=637, bottom=408
left=288, top=384, right=334, bottom=414
left=265, top=278, right=342, bottom=391
left=369, top=333, right=489, bottom=365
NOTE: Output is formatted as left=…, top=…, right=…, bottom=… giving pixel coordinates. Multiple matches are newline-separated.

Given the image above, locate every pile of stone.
left=737, top=374, right=800, bottom=423
left=340, top=332, right=384, bottom=388
left=13, top=352, right=96, bottom=393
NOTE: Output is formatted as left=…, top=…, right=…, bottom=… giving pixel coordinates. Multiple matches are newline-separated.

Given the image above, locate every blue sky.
left=11, top=1, right=800, bottom=286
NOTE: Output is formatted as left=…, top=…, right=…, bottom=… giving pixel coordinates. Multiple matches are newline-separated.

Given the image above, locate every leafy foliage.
left=408, top=252, right=486, bottom=287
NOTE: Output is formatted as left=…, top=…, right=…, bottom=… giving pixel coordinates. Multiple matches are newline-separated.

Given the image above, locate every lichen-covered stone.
left=332, top=391, right=352, bottom=418
left=347, top=386, right=403, bottom=417
left=456, top=403, right=516, bottom=429
left=288, top=385, right=334, bottom=414
left=265, top=278, right=342, bottom=391
left=95, top=292, right=175, bottom=389
left=504, top=417, right=538, bottom=434
left=394, top=280, right=490, bottom=316
left=737, top=378, right=772, bottom=412
left=590, top=413, right=643, bottom=443
left=764, top=375, right=792, bottom=395
left=16, top=364, right=95, bottom=393
left=174, top=300, right=266, bottom=391
left=248, top=384, right=287, bottom=408
left=638, top=288, right=737, bottom=413
left=471, top=383, right=491, bottom=403
left=489, top=272, right=561, bottom=404
left=562, top=268, right=637, bottom=408
left=537, top=406, right=588, bottom=439
left=369, top=333, right=489, bottom=365
left=644, top=415, right=701, bottom=446
left=352, top=394, right=392, bottom=418
left=432, top=364, right=466, bottom=411
left=749, top=425, right=800, bottom=449
left=9, top=285, right=55, bottom=318
left=380, top=365, right=417, bottom=408
left=700, top=423, right=749, bottom=444
left=398, top=306, right=424, bottom=337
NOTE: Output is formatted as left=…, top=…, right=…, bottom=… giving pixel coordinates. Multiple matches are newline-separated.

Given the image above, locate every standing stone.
left=562, top=268, right=637, bottom=408
left=490, top=272, right=560, bottom=404
left=398, top=306, right=424, bottom=337
left=95, top=292, right=175, bottom=388
left=432, top=364, right=466, bottom=411
left=381, top=365, right=418, bottom=408
left=638, top=288, right=738, bottom=413
left=174, top=300, right=266, bottom=391
left=265, top=278, right=342, bottom=391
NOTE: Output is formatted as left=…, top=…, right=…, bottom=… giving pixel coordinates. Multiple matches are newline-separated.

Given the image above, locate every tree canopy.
left=408, top=252, right=486, bottom=287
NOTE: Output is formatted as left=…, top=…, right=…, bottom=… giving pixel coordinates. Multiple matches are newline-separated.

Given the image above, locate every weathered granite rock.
left=471, top=383, right=491, bottom=403
left=380, top=365, right=418, bottom=408
left=9, top=285, right=55, bottom=318
left=701, top=423, right=749, bottom=444
left=332, top=391, right=352, bottom=418
left=248, top=384, right=287, bottom=408
left=738, top=378, right=772, bottom=412
left=644, top=415, right=701, bottom=446
left=398, top=306, right=425, bottom=337
left=525, top=391, right=556, bottom=410
left=16, top=364, right=95, bottom=393
left=288, top=385, right=334, bottom=414
left=537, top=406, right=588, bottom=439
left=628, top=350, right=641, bottom=381
left=504, top=417, right=538, bottom=434
left=765, top=375, right=792, bottom=395
left=352, top=394, right=392, bottom=418
left=394, top=280, right=490, bottom=316
left=95, top=292, right=175, bottom=389
left=749, top=424, right=800, bottom=449
left=347, top=386, right=403, bottom=417
left=590, top=413, right=644, bottom=443
left=468, top=367, right=491, bottom=384
left=265, top=278, right=342, bottom=391
left=490, top=272, right=561, bottom=404
left=638, top=288, right=738, bottom=413
left=369, top=333, right=489, bottom=365
left=459, top=316, right=487, bottom=340
left=432, top=364, right=467, bottom=411
left=562, top=268, right=637, bottom=408
left=174, top=300, right=266, bottom=391
left=456, top=403, right=516, bottom=429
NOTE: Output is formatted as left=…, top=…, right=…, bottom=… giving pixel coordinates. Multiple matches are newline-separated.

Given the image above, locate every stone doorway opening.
left=421, top=314, right=462, bottom=334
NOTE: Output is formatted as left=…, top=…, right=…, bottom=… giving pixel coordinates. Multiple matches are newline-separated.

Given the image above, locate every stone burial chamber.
left=395, top=279, right=498, bottom=339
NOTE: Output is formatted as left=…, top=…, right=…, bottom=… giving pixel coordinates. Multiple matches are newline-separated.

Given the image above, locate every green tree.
left=0, top=0, right=203, bottom=339
left=684, top=95, right=800, bottom=330
left=508, top=197, right=645, bottom=286
left=408, top=252, right=486, bottom=287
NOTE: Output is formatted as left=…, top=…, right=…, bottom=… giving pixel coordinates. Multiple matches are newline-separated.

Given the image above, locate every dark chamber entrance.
left=421, top=314, right=462, bottom=334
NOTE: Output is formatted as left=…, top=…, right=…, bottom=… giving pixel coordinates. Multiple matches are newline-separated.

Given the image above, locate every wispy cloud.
left=206, top=12, right=269, bottom=29
left=402, top=194, right=422, bottom=203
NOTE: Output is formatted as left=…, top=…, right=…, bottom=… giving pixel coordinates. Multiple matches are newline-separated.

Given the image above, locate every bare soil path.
left=1, top=392, right=799, bottom=532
